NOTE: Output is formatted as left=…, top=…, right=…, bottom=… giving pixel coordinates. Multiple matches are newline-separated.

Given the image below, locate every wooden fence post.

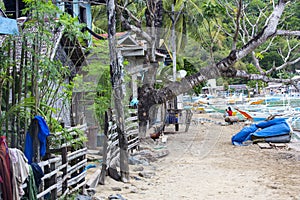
left=62, top=147, right=68, bottom=193
left=50, top=161, right=57, bottom=199
left=30, top=118, right=40, bottom=163
left=99, top=111, right=109, bottom=185
left=78, top=150, right=86, bottom=193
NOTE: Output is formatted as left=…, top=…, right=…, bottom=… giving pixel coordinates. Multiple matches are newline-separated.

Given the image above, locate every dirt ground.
left=92, top=113, right=300, bottom=200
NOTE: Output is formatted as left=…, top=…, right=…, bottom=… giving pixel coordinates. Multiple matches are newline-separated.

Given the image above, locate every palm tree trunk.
left=107, top=0, right=129, bottom=182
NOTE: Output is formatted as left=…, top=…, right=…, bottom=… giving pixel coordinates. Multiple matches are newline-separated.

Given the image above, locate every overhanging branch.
left=276, top=30, right=300, bottom=37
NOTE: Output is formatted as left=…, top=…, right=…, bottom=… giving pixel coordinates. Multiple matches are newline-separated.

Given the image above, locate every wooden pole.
left=99, top=111, right=109, bottom=185
left=61, top=147, right=68, bottom=193
left=30, top=119, right=40, bottom=163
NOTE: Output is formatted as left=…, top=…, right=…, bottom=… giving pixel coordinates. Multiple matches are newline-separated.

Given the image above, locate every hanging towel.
left=24, top=116, right=50, bottom=164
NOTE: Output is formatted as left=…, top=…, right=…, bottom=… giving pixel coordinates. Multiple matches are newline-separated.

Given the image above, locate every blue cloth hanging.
left=24, top=116, right=50, bottom=164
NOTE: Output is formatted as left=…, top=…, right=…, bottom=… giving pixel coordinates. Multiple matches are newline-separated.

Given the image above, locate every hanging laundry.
left=30, top=163, right=44, bottom=188
left=9, top=148, right=30, bottom=200
left=22, top=165, right=38, bottom=200
left=0, top=136, right=12, bottom=200
left=24, top=116, right=50, bottom=163
left=0, top=136, right=10, bottom=176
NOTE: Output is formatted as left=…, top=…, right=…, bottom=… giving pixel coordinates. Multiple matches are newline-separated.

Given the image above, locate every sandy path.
left=94, top=114, right=300, bottom=200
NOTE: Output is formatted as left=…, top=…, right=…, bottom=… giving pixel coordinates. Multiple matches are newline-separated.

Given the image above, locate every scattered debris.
left=269, top=143, right=287, bottom=149
left=132, top=176, right=142, bottom=181
left=132, top=166, right=144, bottom=172
left=129, top=148, right=168, bottom=166
left=257, top=143, right=272, bottom=149
left=75, top=194, right=93, bottom=200
left=138, top=171, right=155, bottom=179
left=257, top=142, right=288, bottom=150
left=108, top=194, right=127, bottom=200
left=85, top=188, right=96, bottom=196
left=155, top=149, right=169, bottom=158
left=111, top=187, right=122, bottom=191
left=87, top=154, right=102, bottom=162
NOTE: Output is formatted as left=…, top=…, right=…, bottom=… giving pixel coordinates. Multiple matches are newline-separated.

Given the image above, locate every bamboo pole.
left=5, top=40, right=11, bottom=141
left=17, top=36, right=25, bottom=148
left=11, top=40, right=17, bottom=147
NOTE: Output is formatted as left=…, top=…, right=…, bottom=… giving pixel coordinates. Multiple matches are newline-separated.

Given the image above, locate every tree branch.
left=232, top=0, right=242, bottom=50
left=235, top=1, right=286, bottom=60
left=118, top=11, right=153, bottom=43
left=276, top=30, right=300, bottom=36
left=251, top=51, right=265, bottom=74
left=160, top=0, right=289, bottom=98
left=266, top=56, right=300, bottom=74
left=234, top=69, right=300, bottom=85
left=117, top=4, right=142, bottom=28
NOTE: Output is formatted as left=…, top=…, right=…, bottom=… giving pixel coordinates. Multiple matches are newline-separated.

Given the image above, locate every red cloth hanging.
left=0, top=136, right=10, bottom=173
left=0, top=136, right=13, bottom=200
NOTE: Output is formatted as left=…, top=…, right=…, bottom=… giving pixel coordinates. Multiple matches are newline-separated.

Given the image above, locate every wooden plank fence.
left=23, top=124, right=88, bottom=199
left=100, top=108, right=139, bottom=184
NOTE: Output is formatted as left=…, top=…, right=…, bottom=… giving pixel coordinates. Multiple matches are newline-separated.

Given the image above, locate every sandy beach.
left=90, top=113, right=300, bottom=200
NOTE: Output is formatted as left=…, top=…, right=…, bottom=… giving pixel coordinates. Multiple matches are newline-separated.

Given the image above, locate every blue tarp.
left=232, top=118, right=291, bottom=146
left=0, top=16, right=19, bottom=35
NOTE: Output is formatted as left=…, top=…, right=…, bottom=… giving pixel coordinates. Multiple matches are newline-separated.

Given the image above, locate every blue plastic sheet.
left=232, top=118, right=291, bottom=146
left=232, top=124, right=258, bottom=146
left=0, top=16, right=19, bottom=35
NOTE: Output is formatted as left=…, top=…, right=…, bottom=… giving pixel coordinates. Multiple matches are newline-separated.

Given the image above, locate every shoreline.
left=89, top=113, right=300, bottom=200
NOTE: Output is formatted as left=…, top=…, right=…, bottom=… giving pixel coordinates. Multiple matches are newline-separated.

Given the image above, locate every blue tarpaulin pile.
left=232, top=118, right=291, bottom=146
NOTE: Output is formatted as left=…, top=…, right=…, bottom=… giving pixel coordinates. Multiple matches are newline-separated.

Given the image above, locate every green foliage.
left=260, top=51, right=283, bottom=71
left=255, top=52, right=264, bottom=60
left=277, top=71, right=292, bottom=79
left=91, top=5, right=108, bottom=34
left=202, top=0, right=225, bottom=19
left=48, top=125, right=87, bottom=150
left=0, top=0, right=91, bottom=143
left=180, top=57, right=205, bottom=95
left=90, top=0, right=299, bottom=96
left=0, top=0, right=4, bottom=10
left=247, top=63, right=259, bottom=74
left=94, top=65, right=112, bottom=130
left=73, top=39, right=112, bottom=130
left=276, top=1, right=300, bottom=31
left=59, top=13, right=89, bottom=42
left=0, top=97, right=48, bottom=132
left=48, top=115, right=87, bottom=151
left=162, top=0, right=188, bottom=52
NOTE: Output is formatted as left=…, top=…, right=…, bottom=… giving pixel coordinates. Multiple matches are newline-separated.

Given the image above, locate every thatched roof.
left=1, top=16, right=88, bottom=79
